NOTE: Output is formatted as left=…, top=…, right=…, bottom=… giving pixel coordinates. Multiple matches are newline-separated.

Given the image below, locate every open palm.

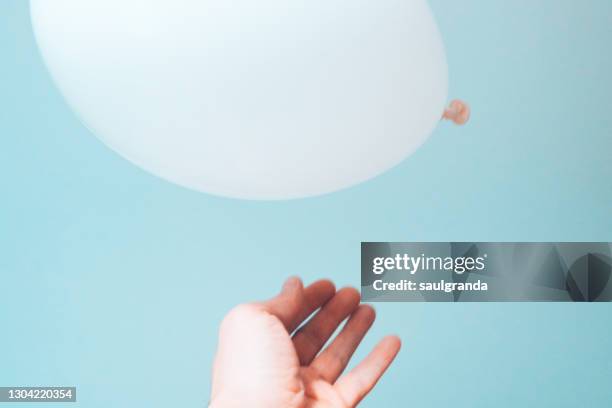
left=210, top=277, right=401, bottom=408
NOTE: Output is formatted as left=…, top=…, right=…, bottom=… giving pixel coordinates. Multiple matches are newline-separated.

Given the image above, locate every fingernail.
left=282, top=276, right=302, bottom=292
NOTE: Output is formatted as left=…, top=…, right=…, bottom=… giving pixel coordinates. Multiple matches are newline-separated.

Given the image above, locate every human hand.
left=209, top=277, right=401, bottom=408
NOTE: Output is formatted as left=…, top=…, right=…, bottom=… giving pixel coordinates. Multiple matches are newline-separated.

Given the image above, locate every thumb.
left=261, top=276, right=305, bottom=331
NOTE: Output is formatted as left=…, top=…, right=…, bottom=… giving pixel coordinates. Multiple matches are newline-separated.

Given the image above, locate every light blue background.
left=1, top=1, right=611, bottom=407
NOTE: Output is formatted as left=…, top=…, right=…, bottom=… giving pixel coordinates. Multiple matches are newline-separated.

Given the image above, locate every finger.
left=262, top=277, right=336, bottom=332
left=288, top=279, right=336, bottom=332
left=292, top=287, right=360, bottom=365
left=335, top=336, right=401, bottom=407
left=310, top=305, right=376, bottom=382
left=260, top=276, right=304, bottom=329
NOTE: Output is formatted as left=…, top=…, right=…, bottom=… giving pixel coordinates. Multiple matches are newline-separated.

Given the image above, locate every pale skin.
left=210, top=277, right=401, bottom=408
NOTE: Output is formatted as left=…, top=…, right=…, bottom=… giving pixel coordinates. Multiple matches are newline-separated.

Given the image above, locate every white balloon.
left=31, top=0, right=447, bottom=199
